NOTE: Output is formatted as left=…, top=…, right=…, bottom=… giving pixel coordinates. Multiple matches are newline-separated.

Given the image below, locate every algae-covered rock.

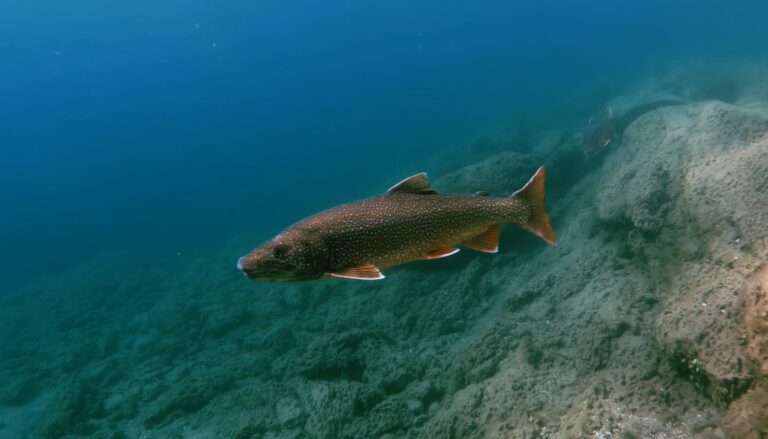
left=721, top=265, right=768, bottom=437
left=416, top=100, right=767, bottom=438
left=36, top=380, right=103, bottom=438
left=595, top=102, right=767, bottom=407
left=743, top=265, right=768, bottom=376
left=297, top=331, right=368, bottom=381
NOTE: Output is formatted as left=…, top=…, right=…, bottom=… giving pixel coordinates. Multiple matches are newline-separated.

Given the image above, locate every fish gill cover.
left=1, top=0, right=768, bottom=438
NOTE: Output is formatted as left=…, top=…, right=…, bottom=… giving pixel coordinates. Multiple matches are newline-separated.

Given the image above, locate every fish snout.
left=237, top=256, right=255, bottom=278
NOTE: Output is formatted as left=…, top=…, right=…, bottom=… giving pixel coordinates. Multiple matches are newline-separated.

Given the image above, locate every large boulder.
left=596, top=101, right=768, bottom=434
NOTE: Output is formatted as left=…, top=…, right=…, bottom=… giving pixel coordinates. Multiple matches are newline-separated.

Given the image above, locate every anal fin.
left=328, top=263, right=385, bottom=280
left=423, top=247, right=460, bottom=259
left=463, top=224, right=500, bottom=253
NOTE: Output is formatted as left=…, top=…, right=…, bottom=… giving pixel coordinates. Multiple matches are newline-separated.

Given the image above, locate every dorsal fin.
left=387, top=173, right=437, bottom=195
left=474, top=191, right=490, bottom=196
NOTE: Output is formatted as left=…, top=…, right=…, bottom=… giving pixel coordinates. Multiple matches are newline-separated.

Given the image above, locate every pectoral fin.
left=463, top=224, right=500, bottom=253
left=328, top=263, right=385, bottom=280
left=423, top=247, right=460, bottom=259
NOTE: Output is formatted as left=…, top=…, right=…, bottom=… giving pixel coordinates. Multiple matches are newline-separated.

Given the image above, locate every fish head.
left=582, top=106, right=616, bottom=157
left=237, top=233, right=324, bottom=282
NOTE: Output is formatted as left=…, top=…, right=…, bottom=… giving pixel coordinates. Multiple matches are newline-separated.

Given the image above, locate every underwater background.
left=2, top=0, right=768, bottom=438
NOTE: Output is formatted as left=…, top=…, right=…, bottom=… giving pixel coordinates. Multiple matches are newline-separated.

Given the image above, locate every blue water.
left=1, top=0, right=767, bottom=290
left=3, top=2, right=768, bottom=438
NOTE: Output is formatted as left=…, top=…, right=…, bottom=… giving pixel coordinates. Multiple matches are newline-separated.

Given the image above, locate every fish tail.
left=511, top=167, right=556, bottom=245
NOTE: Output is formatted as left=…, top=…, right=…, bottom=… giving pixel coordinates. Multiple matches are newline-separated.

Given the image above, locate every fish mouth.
left=245, top=270, right=297, bottom=281
left=237, top=260, right=298, bottom=281
left=237, top=256, right=260, bottom=279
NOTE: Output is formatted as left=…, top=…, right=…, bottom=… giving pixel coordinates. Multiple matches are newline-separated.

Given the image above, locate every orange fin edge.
left=512, top=167, right=556, bottom=245
left=423, top=247, right=460, bottom=259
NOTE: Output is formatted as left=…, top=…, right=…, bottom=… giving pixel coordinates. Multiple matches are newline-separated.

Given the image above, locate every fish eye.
left=271, top=245, right=289, bottom=258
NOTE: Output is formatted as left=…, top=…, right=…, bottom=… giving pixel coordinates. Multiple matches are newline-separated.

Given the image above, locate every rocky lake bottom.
left=2, top=63, right=767, bottom=438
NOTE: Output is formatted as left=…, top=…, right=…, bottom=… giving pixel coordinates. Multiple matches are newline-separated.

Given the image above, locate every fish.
left=582, top=106, right=616, bottom=157
left=237, top=167, right=555, bottom=281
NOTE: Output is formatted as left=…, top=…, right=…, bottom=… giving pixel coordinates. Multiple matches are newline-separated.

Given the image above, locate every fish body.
left=583, top=106, right=616, bottom=156
left=237, top=167, right=555, bottom=281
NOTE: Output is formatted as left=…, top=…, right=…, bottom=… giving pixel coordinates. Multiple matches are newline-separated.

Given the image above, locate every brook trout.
left=237, top=167, right=555, bottom=281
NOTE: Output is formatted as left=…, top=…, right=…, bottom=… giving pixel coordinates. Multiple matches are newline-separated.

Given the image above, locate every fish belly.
left=370, top=222, right=491, bottom=268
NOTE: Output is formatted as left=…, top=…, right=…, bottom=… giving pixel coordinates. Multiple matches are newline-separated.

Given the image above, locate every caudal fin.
left=512, top=167, right=556, bottom=245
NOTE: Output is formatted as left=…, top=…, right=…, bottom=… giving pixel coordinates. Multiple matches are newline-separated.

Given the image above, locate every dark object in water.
left=237, top=167, right=555, bottom=281
left=582, top=106, right=617, bottom=156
